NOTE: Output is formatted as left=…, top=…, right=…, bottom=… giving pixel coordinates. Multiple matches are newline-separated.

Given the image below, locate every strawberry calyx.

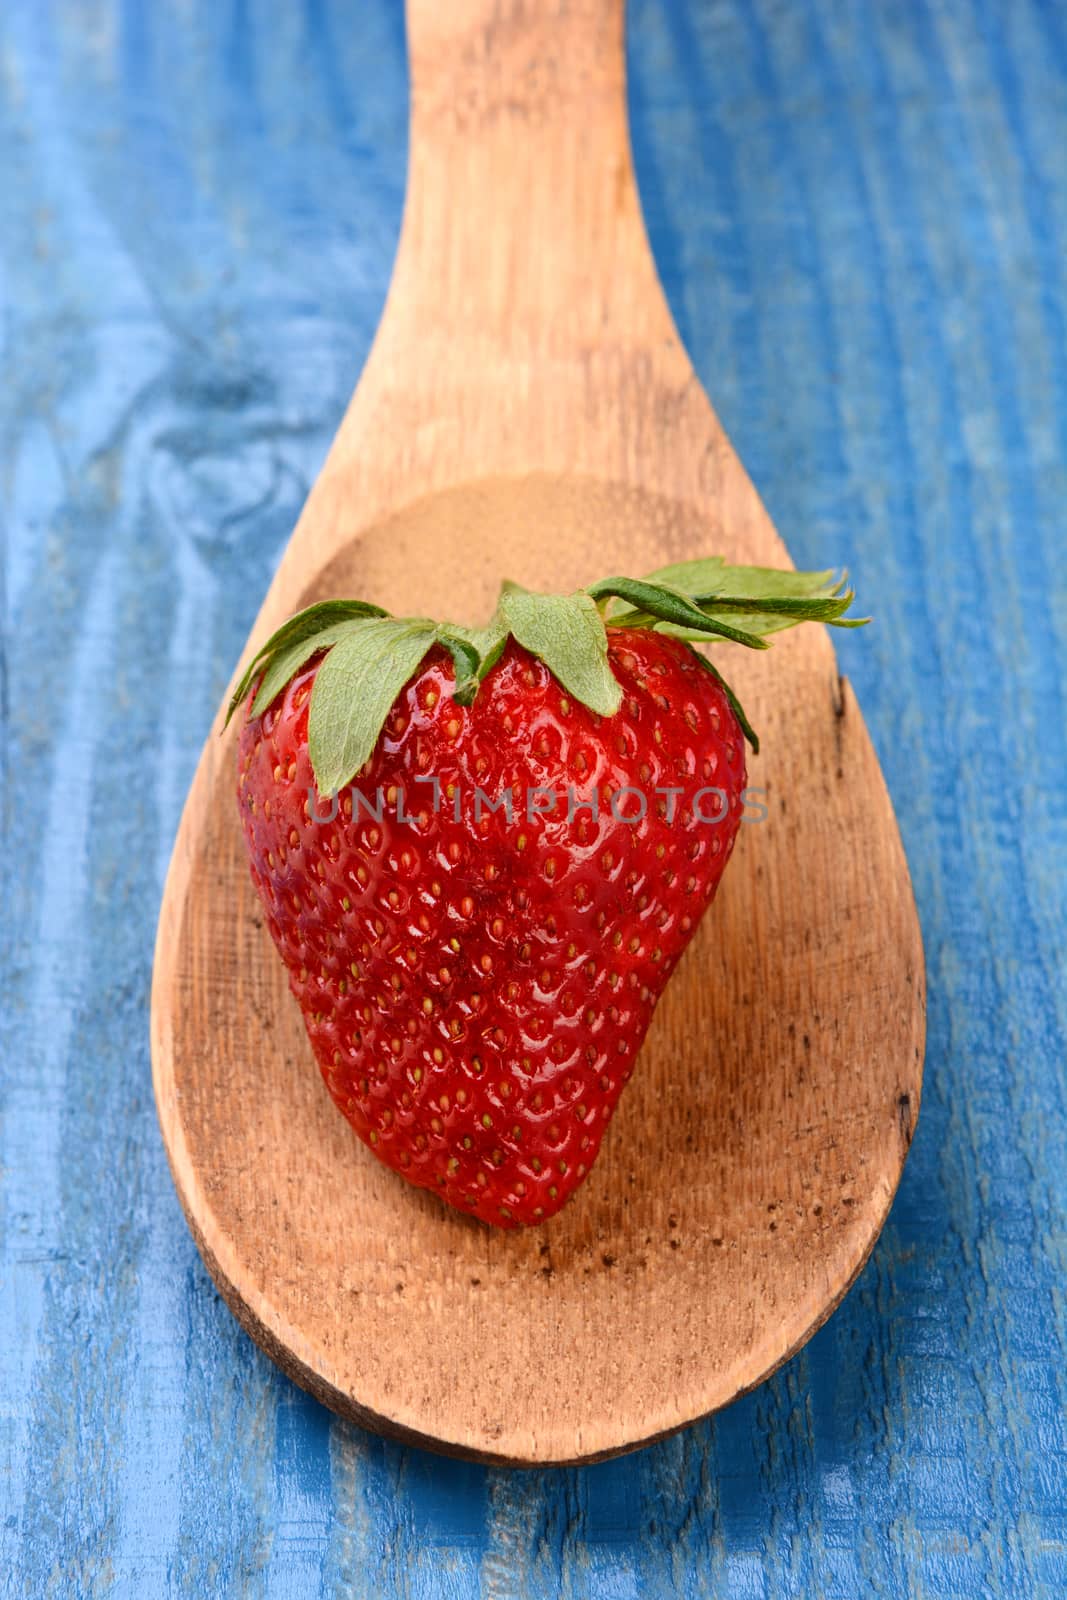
left=225, top=558, right=866, bottom=792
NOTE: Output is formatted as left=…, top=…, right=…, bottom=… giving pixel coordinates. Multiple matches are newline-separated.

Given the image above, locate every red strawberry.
left=229, top=561, right=863, bottom=1227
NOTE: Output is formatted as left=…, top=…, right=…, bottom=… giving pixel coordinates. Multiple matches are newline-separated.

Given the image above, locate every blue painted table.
left=2, top=1, right=1065, bottom=1594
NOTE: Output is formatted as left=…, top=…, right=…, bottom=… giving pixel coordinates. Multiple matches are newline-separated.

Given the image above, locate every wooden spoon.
left=152, top=0, right=924, bottom=1465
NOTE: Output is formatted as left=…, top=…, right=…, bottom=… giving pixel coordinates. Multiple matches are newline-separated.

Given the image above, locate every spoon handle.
left=301, top=0, right=713, bottom=589
left=385, top=0, right=676, bottom=358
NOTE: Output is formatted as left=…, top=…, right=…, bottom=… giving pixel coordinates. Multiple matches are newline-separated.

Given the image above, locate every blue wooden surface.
left=2, top=0, right=1066, bottom=1594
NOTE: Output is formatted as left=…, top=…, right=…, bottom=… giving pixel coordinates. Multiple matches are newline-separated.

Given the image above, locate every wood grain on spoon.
left=151, top=0, right=924, bottom=1465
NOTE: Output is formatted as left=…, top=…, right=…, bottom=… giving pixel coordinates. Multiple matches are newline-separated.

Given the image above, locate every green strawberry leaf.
left=308, top=619, right=439, bottom=794
left=436, top=629, right=482, bottom=704
left=690, top=652, right=760, bottom=755
left=587, top=575, right=773, bottom=649
left=444, top=619, right=509, bottom=702
left=497, top=584, right=622, bottom=717
left=642, top=558, right=840, bottom=600
left=605, top=561, right=864, bottom=640
left=251, top=619, right=377, bottom=719
left=226, top=598, right=389, bottom=725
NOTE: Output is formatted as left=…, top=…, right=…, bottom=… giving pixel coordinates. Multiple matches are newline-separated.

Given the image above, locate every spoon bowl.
left=152, top=3, right=924, bottom=1465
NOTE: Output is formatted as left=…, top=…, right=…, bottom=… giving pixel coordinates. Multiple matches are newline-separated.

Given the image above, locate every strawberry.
left=228, top=560, right=863, bottom=1227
